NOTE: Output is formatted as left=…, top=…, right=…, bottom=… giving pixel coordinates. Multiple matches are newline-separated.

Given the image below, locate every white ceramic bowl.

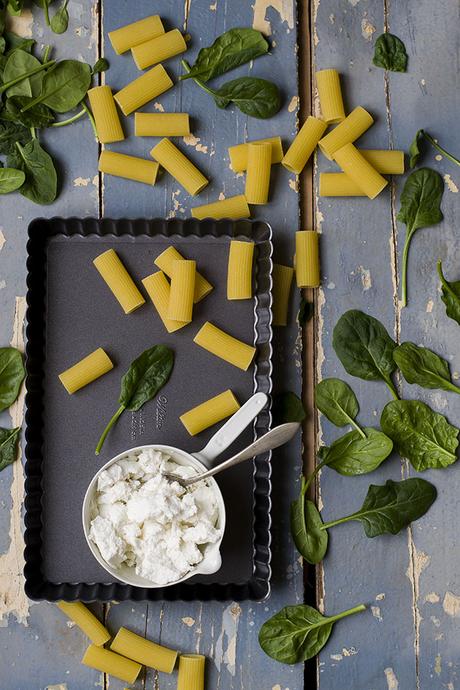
left=82, top=444, right=226, bottom=588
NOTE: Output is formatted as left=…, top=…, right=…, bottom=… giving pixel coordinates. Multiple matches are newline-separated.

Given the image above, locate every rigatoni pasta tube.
left=150, top=138, right=208, bottom=196
left=319, top=173, right=366, bottom=196
left=227, top=240, right=254, bottom=299
left=87, top=86, right=124, bottom=144
left=296, top=231, right=320, bottom=288
left=57, top=602, right=111, bottom=646
left=131, top=29, right=187, bottom=70
left=316, top=69, right=345, bottom=124
left=320, top=151, right=404, bottom=196
left=154, top=246, right=213, bottom=303
left=99, top=151, right=159, bottom=186
left=108, top=15, right=164, bottom=55
left=272, top=264, right=294, bottom=326
left=180, top=390, right=240, bottom=435
left=194, top=322, right=256, bottom=371
left=135, top=112, right=190, bottom=137
left=58, top=348, right=113, bottom=394
left=110, top=627, right=178, bottom=673
left=318, top=106, right=373, bottom=160
left=142, top=272, right=188, bottom=333
left=177, top=654, right=206, bottom=690
left=82, top=645, right=141, bottom=684
left=229, top=136, right=284, bottom=172
left=359, top=149, right=404, bottom=174
left=168, top=259, right=196, bottom=322
left=281, top=116, right=327, bottom=174
left=333, top=143, right=388, bottom=199
left=191, top=195, right=250, bottom=220
left=93, top=248, right=145, bottom=313
left=245, top=142, right=271, bottom=204
left=114, top=64, right=173, bottom=116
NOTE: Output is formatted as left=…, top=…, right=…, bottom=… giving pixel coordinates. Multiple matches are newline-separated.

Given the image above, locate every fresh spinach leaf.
left=7, top=139, right=57, bottom=204
left=50, top=0, right=69, bottom=34
left=4, top=32, right=35, bottom=54
left=272, top=391, right=306, bottom=425
left=5, top=96, right=55, bottom=128
left=7, top=0, right=23, bottom=16
left=438, top=260, right=460, bottom=326
left=0, top=347, right=25, bottom=411
left=0, top=57, right=54, bottom=95
left=381, top=399, right=459, bottom=471
left=319, top=427, right=393, bottom=476
left=315, top=377, right=364, bottom=436
left=332, top=310, right=398, bottom=398
left=181, top=28, right=269, bottom=82
left=0, top=166, right=24, bottom=192
left=298, top=297, right=314, bottom=326
left=394, top=341, right=460, bottom=394
left=290, top=481, right=328, bottom=564
left=259, top=603, right=366, bottom=664
left=322, top=478, right=436, bottom=536
left=0, top=120, right=31, bottom=154
left=33, top=0, right=55, bottom=27
left=3, top=49, right=44, bottom=97
left=372, top=33, right=408, bottom=72
left=92, top=57, right=109, bottom=75
left=397, top=167, right=444, bottom=307
left=21, top=59, right=91, bottom=113
left=0, top=426, right=20, bottom=472
left=95, top=345, right=174, bottom=455
left=409, top=129, right=460, bottom=169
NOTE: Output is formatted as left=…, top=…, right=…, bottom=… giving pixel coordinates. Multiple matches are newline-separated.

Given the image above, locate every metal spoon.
left=163, top=422, right=300, bottom=488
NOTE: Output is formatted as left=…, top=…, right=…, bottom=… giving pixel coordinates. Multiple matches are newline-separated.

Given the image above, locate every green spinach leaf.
left=319, top=427, right=393, bottom=476
left=332, top=310, right=398, bottom=398
left=50, top=0, right=69, bottom=34
left=315, top=377, right=364, bottom=436
left=394, top=341, right=460, bottom=394
left=3, top=49, right=44, bottom=97
left=259, top=603, right=366, bottom=664
left=397, top=167, right=444, bottom=307
left=381, top=399, right=459, bottom=471
left=7, top=139, right=57, bottom=204
left=22, top=59, right=91, bottom=113
left=92, top=57, right=109, bottom=75
left=438, top=260, right=460, bottom=326
left=4, top=32, right=35, bottom=54
left=0, top=57, right=54, bottom=95
left=5, top=95, right=55, bottom=128
left=95, top=345, right=174, bottom=455
left=0, top=426, right=20, bottom=472
left=0, top=347, right=25, bottom=411
left=272, top=391, right=306, bottom=425
left=0, top=166, right=24, bottom=193
left=7, top=0, right=23, bottom=16
left=181, top=28, right=269, bottom=82
left=290, top=479, right=328, bottom=564
left=409, top=129, right=460, bottom=169
left=0, top=120, right=31, bottom=154
left=372, top=33, right=408, bottom=72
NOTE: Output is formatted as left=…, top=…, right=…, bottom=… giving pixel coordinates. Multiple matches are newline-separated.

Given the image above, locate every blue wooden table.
left=0, top=1, right=459, bottom=688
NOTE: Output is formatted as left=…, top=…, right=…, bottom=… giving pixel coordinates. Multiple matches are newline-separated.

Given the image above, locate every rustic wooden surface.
left=1, top=0, right=459, bottom=688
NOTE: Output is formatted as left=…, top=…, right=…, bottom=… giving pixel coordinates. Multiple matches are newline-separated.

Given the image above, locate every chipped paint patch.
left=252, top=0, right=295, bottom=36
left=210, top=1, right=217, bottom=8
left=183, top=134, right=208, bottom=154
left=0, top=280, right=5, bottom=290
left=434, top=654, right=442, bottom=675
left=92, top=175, right=99, bottom=187
left=272, top=685, right=282, bottom=690
left=342, top=647, right=358, bottom=657
left=443, top=591, right=460, bottom=617
left=312, top=0, right=320, bottom=47
left=214, top=602, right=241, bottom=675
left=218, top=192, right=226, bottom=201
left=0, top=297, right=29, bottom=627
left=376, top=593, right=385, bottom=601
left=182, top=616, right=195, bottom=627
left=431, top=615, right=441, bottom=627
left=0, top=229, right=5, bottom=253
left=435, top=154, right=443, bottom=161
left=73, top=177, right=91, bottom=187
left=6, top=9, right=33, bottom=37
left=371, top=605, right=382, bottom=621
left=46, top=685, right=68, bottom=690
left=357, top=265, right=372, bottom=290
left=154, top=102, right=165, bottom=112
left=348, top=0, right=361, bottom=5
left=384, top=667, right=399, bottom=689
left=288, top=96, right=299, bottom=112
left=425, top=592, right=440, bottom=603
left=289, top=178, right=298, bottom=192
left=426, top=299, right=434, bottom=313
left=444, top=174, right=459, bottom=193
left=330, top=653, right=342, bottom=661
left=361, top=14, right=376, bottom=41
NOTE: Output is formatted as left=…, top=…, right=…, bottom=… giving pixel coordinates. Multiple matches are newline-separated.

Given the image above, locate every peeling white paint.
left=252, top=0, right=294, bottom=36
left=435, top=154, right=443, bottom=161
left=6, top=9, right=33, bottom=37
left=46, top=685, right=68, bottom=690
left=0, top=229, right=5, bottom=253
left=384, top=667, right=399, bottom=690
left=426, top=299, right=434, bottom=313
left=371, top=605, right=382, bottom=621
left=73, top=177, right=91, bottom=187
left=342, top=647, right=358, bottom=657
left=434, top=653, right=442, bottom=676
left=406, top=545, right=430, bottom=674
left=154, top=102, right=165, bottom=112
left=431, top=615, right=441, bottom=627
left=288, top=178, right=298, bottom=192
left=443, top=591, right=460, bottom=617
left=330, top=653, right=342, bottom=661
left=182, top=616, right=195, bottom=627
left=312, top=0, right=320, bottom=48
left=348, top=0, right=361, bottom=5
left=288, top=95, right=299, bottom=112
left=425, top=592, right=440, bottom=603
left=376, top=593, right=385, bottom=601
left=0, top=280, right=5, bottom=290
left=361, top=14, right=376, bottom=41
left=183, top=134, right=208, bottom=154
left=209, top=1, right=217, bottom=8
left=214, top=603, right=241, bottom=675
left=218, top=192, right=226, bottom=201
left=357, top=265, right=372, bottom=290
left=444, top=174, right=459, bottom=193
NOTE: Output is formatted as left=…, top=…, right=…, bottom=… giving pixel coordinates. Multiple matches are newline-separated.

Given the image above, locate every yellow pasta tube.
left=87, top=86, right=124, bottom=144
left=108, top=15, right=164, bottom=55
left=282, top=116, right=327, bottom=174
left=359, top=149, right=405, bottom=174
left=114, top=64, right=173, bottom=116
left=82, top=645, right=141, bottom=684
left=150, top=138, right=208, bottom=195
left=57, top=602, right=111, bottom=645
left=191, top=195, right=250, bottom=220
left=93, top=248, right=146, bottom=313
left=154, top=246, right=213, bottom=303
left=228, top=136, right=284, bottom=173
left=167, top=259, right=196, bottom=322
left=99, top=151, right=159, bottom=186
left=135, top=112, right=190, bottom=137
left=177, top=654, right=206, bottom=690
left=180, top=389, right=240, bottom=435
left=318, top=106, right=374, bottom=160
left=194, top=322, right=256, bottom=371
left=272, top=264, right=294, bottom=327
left=227, top=240, right=254, bottom=299
left=131, top=29, right=187, bottom=70
left=319, top=173, right=366, bottom=196
left=110, top=627, right=178, bottom=673
left=58, top=348, right=113, bottom=394
left=296, top=231, right=320, bottom=288
left=316, top=69, right=345, bottom=124
left=245, top=142, right=272, bottom=204
left=319, top=151, right=404, bottom=196
left=142, top=272, right=188, bottom=333
left=333, top=143, right=388, bottom=199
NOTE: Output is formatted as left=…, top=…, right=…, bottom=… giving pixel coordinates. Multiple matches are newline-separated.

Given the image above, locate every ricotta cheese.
left=89, top=448, right=221, bottom=585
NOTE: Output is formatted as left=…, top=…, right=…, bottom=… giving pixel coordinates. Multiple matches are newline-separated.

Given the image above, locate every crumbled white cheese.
left=89, top=448, right=221, bottom=585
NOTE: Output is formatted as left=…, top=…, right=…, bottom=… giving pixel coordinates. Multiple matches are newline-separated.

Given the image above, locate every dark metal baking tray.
left=23, top=217, right=273, bottom=602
